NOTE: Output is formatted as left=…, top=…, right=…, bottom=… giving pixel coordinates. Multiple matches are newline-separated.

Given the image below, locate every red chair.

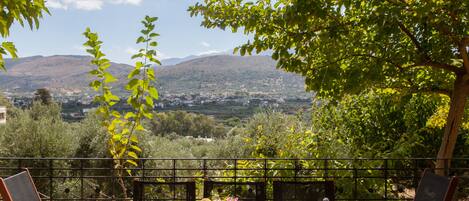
left=0, top=169, right=42, bottom=201
left=414, top=169, right=458, bottom=201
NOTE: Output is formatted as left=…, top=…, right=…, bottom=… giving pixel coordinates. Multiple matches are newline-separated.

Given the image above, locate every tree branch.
left=397, top=21, right=428, bottom=59
left=459, top=36, right=469, bottom=73
left=411, top=87, right=451, bottom=96
left=423, top=61, right=464, bottom=74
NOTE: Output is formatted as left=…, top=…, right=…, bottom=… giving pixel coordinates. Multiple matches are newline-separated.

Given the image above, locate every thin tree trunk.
left=435, top=75, right=469, bottom=175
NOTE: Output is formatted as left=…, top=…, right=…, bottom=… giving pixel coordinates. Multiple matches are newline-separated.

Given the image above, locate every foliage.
left=33, top=88, right=53, bottom=105
left=0, top=102, right=78, bottom=157
left=0, top=0, right=49, bottom=71
left=311, top=90, right=469, bottom=158
left=83, top=15, right=161, bottom=197
left=189, top=0, right=469, bottom=173
left=190, top=0, right=464, bottom=97
left=73, top=112, right=108, bottom=158
left=149, top=110, right=226, bottom=138
left=241, top=111, right=307, bottom=158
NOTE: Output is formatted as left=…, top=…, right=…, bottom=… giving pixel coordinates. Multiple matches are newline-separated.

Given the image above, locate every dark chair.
left=414, top=169, right=458, bottom=201
left=0, top=169, right=42, bottom=201
left=203, top=181, right=266, bottom=201
left=273, top=181, right=335, bottom=201
left=133, top=180, right=196, bottom=201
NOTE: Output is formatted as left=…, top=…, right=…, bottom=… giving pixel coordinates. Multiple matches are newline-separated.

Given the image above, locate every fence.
left=0, top=158, right=467, bottom=200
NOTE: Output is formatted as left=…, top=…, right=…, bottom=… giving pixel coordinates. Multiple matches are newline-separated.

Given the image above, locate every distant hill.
left=157, top=55, right=307, bottom=97
left=1, top=55, right=131, bottom=93
left=0, top=55, right=309, bottom=97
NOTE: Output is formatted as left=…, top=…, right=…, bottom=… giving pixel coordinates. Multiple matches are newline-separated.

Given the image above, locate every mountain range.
left=1, top=55, right=309, bottom=98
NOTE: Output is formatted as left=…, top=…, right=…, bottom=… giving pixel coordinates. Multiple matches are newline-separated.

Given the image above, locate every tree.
left=189, top=0, right=469, bottom=175
left=149, top=111, right=226, bottom=138
left=0, top=0, right=49, bottom=71
left=34, top=88, right=52, bottom=105
left=0, top=102, right=78, bottom=157
left=84, top=15, right=160, bottom=198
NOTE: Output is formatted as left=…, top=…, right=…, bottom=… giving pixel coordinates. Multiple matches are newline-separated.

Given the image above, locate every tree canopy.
left=189, top=0, right=469, bottom=174
left=0, top=0, right=49, bottom=71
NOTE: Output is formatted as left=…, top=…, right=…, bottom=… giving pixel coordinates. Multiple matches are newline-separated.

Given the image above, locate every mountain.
left=157, top=55, right=306, bottom=97
left=0, top=55, right=309, bottom=98
left=1, top=55, right=132, bottom=93
left=160, top=49, right=273, bottom=66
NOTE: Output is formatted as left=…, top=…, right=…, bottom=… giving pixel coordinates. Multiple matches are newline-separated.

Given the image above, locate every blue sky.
left=7, top=0, right=250, bottom=64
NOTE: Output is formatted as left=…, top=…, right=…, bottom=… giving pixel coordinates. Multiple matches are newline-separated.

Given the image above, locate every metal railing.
left=0, top=157, right=467, bottom=200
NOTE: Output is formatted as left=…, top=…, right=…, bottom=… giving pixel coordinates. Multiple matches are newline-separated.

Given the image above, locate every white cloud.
left=46, top=0, right=68, bottom=9
left=126, top=47, right=167, bottom=60
left=46, top=0, right=142, bottom=11
left=196, top=50, right=224, bottom=56
left=109, top=0, right=142, bottom=5
left=73, top=45, right=87, bottom=52
left=200, top=41, right=211, bottom=48
left=73, top=0, right=104, bottom=11
left=125, top=47, right=139, bottom=55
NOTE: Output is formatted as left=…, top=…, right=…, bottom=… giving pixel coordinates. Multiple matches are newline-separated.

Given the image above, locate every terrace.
left=0, top=157, right=467, bottom=201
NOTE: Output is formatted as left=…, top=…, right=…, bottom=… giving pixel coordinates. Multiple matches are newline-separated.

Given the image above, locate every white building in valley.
left=0, top=106, right=5, bottom=124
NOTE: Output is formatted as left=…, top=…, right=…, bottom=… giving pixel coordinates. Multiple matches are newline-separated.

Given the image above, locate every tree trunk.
left=435, top=75, right=469, bottom=175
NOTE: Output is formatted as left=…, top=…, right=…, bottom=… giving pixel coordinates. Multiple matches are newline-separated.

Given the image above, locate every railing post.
left=172, top=159, right=176, bottom=200
left=49, top=159, right=53, bottom=201
left=294, top=159, right=298, bottom=182
left=203, top=159, right=207, bottom=179
left=444, top=158, right=449, bottom=176
left=353, top=160, right=358, bottom=200
left=172, top=159, right=176, bottom=182
left=264, top=159, right=267, bottom=182
left=141, top=158, right=146, bottom=181
left=384, top=159, right=388, bottom=200
left=80, top=159, right=84, bottom=200
left=17, top=158, right=22, bottom=172
left=110, top=158, right=115, bottom=199
left=413, top=159, right=419, bottom=189
left=324, top=159, right=329, bottom=181
left=234, top=159, right=238, bottom=197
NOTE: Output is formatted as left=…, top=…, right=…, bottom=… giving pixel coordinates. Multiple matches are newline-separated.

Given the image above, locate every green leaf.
left=2, top=42, right=17, bottom=58
left=131, top=145, right=142, bottom=153
left=128, top=151, right=138, bottom=159
left=128, top=68, right=140, bottom=79
left=130, top=135, right=139, bottom=143
left=124, top=112, right=136, bottom=119
left=120, top=138, right=129, bottom=145
left=104, top=72, right=118, bottom=83
left=126, top=159, right=138, bottom=167
left=136, top=36, right=145, bottom=43
left=89, top=80, right=102, bottom=91
left=112, top=134, right=122, bottom=141
left=145, top=96, right=154, bottom=107
left=89, top=69, right=100, bottom=75
left=149, top=87, right=159, bottom=99
left=126, top=79, right=139, bottom=90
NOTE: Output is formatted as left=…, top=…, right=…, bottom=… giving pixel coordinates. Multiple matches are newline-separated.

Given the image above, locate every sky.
left=6, top=0, right=250, bottom=64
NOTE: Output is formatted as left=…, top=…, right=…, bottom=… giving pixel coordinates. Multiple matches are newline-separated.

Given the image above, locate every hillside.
left=1, top=55, right=309, bottom=98
left=1, top=55, right=131, bottom=93
left=157, top=55, right=307, bottom=97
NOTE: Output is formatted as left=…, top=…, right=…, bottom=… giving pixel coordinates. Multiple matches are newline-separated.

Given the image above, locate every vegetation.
left=0, top=0, right=49, bottom=71
left=149, top=110, right=225, bottom=138
left=83, top=16, right=161, bottom=198
left=33, top=88, right=52, bottom=105
left=189, top=0, right=469, bottom=174
left=1, top=1, right=469, bottom=199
